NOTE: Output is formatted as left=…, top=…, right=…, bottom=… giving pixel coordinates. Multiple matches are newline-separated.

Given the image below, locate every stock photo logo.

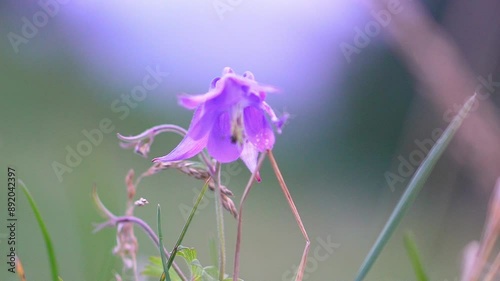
left=51, top=65, right=168, bottom=182
left=340, top=0, right=403, bottom=63
left=213, top=0, right=243, bottom=20
left=281, top=235, right=340, bottom=281
left=385, top=74, right=500, bottom=191
left=7, top=0, right=71, bottom=53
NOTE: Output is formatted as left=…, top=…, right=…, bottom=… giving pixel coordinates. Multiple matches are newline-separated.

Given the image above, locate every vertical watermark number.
left=6, top=167, right=17, bottom=273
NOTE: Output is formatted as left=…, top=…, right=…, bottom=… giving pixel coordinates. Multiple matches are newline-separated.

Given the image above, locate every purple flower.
left=153, top=67, right=287, bottom=177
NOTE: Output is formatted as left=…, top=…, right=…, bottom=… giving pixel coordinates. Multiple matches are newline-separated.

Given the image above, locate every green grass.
left=19, top=180, right=60, bottom=281
left=354, top=94, right=477, bottom=281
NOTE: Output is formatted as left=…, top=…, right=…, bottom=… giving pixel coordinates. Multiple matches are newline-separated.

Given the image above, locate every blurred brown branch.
left=366, top=0, right=500, bottom=190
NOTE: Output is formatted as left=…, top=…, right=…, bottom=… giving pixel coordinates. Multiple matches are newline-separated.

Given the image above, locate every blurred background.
left=1, top=0, right=499, bottom=280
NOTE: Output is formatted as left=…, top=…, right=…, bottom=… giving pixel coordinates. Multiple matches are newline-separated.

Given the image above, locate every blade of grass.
left=157, top=204, right=171, bottom=281
left=166, top=180, right=209, bottom=270
left=19, top=180, right=59, bottom=281
left=354, top=94, right=477, bottom=281
left=157, top=180, right=210, bottom=281
left=403, top=232, right=429, bottom=281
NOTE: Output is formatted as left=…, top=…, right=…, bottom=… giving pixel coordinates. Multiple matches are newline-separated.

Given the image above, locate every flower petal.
left=153, top=107, right=209, bottom=162
left=178, top=75, right=245, bottom=110
left=178, top=90, right=220, bottom=110
left=244, top=106, right=275, bottom=151
left=207, top=111, right=242, bottom=163
left=261, top=101, right=288, bottom=133
left=240, top=141, right=261, bottom=182
left=205, top=76, right=248, bottom=109
left=188, top=105, right=216, bottom=140
left=152, top=133, right=208, bottom=162
left=210, top=77, right=221, bottom=90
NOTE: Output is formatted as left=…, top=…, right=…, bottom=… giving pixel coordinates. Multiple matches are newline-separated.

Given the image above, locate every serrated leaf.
left=177, top=247, right=198, bottom=263
left=142, top=256, right=181, bottom=281
left=177, top=247, right=204, bottom=280
left=202, top=266, right=219, bottom=281
left=142, top=256, right=164, bottom=277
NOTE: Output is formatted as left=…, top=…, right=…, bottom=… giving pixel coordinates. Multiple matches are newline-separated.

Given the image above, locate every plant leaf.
left=19, top=180, right=60, bottom=281
left=143, top=256, right=181, bottom=281
left=354, top=94, right=477, bottom=281
left=404, top=232, right=429, bottom=281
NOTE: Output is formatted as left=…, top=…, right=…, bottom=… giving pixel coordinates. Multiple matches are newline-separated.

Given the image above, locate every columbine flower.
left=153, top=67, right=287, bottom=177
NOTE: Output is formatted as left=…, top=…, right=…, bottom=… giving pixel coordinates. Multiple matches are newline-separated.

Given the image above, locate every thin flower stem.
left=166, top=180, right=210, bottom=270
left=157, top=204, right=171, bottom=281
left=94, top=216, right=188, bottom=281
left=484, top=250, right=500, bottom=281
left=117, top=124, right=211, bottom=162
left=268, top=150, right=311, bottom=281
left=233, top=152, right=268, bottom=281
left=214, top=163, right=226, bottom=281
left=470, top=231, right=498, bottom=281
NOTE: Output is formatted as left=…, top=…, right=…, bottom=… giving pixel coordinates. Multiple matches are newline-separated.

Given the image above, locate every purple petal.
left=243, top=71, right=255, bottom=80
left=152, top=133, right=208, bottom=162
left=188, top=105, right=216, bottom=140
left=261, top=101, right=287, bottom=133
left=222, top=67, right=234, bottom=75
left=244, top=106, right=275, bottom=151
left=152, top=106, right=210, bottom=162
left=178, top=90, right=221, bottom=110
left=179, top=75, right=246, bottom=110
left=210, top=77, right=221, bottom=90
left=205, top=76, right=247, bottom=109
left=240, top=142, right=261, bottom=182
left=207, top=112, right=242, bottom=163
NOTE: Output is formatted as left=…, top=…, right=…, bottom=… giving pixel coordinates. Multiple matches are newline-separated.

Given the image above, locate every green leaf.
left=142, top=256, right=181, bottom=281
left=404, top=232, right=429, bottom=281
left=19, top=180, right=59, bottom=281
left=354, top=94, right=478, bottom=281
left=143, top=256, right=164, bottom=277
left=177, top=247, right=198, bottom=264
left=202, top=266, right=220, bottom=280
left=177, top=247, right=204, bottom=280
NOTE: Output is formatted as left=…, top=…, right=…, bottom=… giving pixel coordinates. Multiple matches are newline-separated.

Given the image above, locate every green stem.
left=214, top=164, right=226, bottom=281
left=166, top=181, right=209, bottom=270
left=157, top=204, right=171, bottom=281
left=403, top=232, right=429, bottom=281
left=19, top=180, right=59, bottom=281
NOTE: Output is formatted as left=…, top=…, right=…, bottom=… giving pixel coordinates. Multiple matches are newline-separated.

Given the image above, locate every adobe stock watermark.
left=281, top=235, right=340, bottom=281
left=7, top=0, right=70, bottom=54
left=385, top=74, right=500, bottom=191
left=178, top=162, right=243, bottom=220
left=51, top=65, right=169, bottom=182
left=340, top=0, right=403, bottom=63
left=213, top=0, right=243, bottom=20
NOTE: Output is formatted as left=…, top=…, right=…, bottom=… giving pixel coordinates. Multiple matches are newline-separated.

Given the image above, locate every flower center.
left=230, top=106, right=245, bottom=145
